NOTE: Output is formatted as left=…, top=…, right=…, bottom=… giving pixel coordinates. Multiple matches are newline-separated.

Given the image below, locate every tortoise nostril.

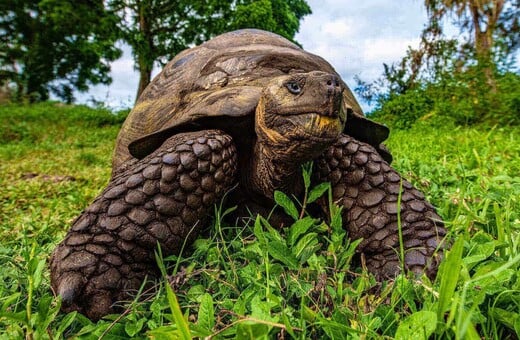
left=327, top=80, right=332, bottom=86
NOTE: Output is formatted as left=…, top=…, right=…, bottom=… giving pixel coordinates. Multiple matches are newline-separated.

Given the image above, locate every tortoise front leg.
left=50, top=129, right=237, bottom=319
left=314, top=134, right=446, bottom=279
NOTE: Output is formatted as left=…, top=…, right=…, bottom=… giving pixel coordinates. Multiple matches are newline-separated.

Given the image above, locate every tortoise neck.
left=245, top=142, right=304, bottom=201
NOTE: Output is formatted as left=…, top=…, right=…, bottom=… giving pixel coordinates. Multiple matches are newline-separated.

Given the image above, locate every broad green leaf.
left=293, top=232, right=320, bottom=262
left=274, top=191, right=299, bottom=220
left=56, top=312, right=78, bottom=336
left=282, top=313, right=297, bottom=338
left=318, top=315, right=360, bottom=338
left=197, top=293, right=215, bottom=331
left=515, top=318, right=520, bottom=337
left=125, top=317, right=146, bottom=337
left=301, top=304, right=317, bottom=322
left=36, top=295, right=61, bottom=333
left=263, top=220, right=285, bottom=244
left=250, top=296, right=273, bottom=320
left=464, top=232, right=496, bottom=269
left=337, top=238, right=363, bottom=270
left=186, top=285, right=206, bottom=302
left=267, top=240, right=299, bottom=270
left=307, top=182, right=330, bottom=203
left=329, top=203, right=343, bottom=231
left=395, top=311, right=436, bottom=340
left=490, top=307, right=519, bottom=330
left=287, top=217, right=316, bottom=246
left=188, top=324, right=213, bottom=338
left=471, top=264, right=515, bottom=294
left=236, top=322, right=269, bottom=340
left=148, top=326, right=182, bottom=339
left=30, top=257, right=46, bottom=289
left=1, top=292, right=21, bottom=313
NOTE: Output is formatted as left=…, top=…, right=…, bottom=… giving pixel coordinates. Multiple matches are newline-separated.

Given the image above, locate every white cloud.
left=363, top=37, right=418, bottom=62
left=294, top=0, right=427, bottom=110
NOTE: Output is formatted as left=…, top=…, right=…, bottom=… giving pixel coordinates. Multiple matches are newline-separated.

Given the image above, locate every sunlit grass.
left=0, top=103, right=518, bottom=338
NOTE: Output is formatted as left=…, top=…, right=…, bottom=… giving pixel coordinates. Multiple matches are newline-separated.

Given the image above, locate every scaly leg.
left=315, top=134, right=445, bottom=279
left=50, top=130, right=237, bottom=319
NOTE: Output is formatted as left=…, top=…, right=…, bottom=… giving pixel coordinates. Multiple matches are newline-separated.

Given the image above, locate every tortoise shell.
left=113, top=29, right=389, bottom=171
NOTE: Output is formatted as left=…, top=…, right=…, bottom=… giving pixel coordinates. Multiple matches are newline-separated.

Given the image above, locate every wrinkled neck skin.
left=246, top=141, right=305, bottom=200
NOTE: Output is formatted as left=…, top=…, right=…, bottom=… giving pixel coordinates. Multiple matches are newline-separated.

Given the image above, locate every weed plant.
left=0, top=103, right=519, bottom=339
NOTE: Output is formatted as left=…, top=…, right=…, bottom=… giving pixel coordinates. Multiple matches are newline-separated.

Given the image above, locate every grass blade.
left=155, top=247, right=192, bottom=340
left=437, top=237, right=464, bottom=323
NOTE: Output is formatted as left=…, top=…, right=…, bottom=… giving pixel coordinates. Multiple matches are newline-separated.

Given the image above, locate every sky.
left=75, top=0, right=430, bottom=111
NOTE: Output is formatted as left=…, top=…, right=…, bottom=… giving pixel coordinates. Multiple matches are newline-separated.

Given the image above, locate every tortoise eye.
left=285, top=81, right=302, bottom=94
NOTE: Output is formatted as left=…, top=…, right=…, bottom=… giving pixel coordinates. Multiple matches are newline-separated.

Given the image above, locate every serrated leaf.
left=274, top=191, right=299, bottom=220
left=197, top=293, right=214, bottom=331
left=263, top=220, right=285, bottom=244
left=307, top=182, right=330, bottom=203
left=267, top=240, right=299, bottom=270
left=287, top=217, right=316, bottom=246
left=395, top=311, right=436, bottom=340
left=293, top=232, right=319, bottom=261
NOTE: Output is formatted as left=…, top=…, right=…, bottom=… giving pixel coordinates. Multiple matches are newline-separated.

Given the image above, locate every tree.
left=355, top=0, right=519, bottom=127
left=0, top=0, right=121, bottom=102
left=108, top=0, right=311, bottom=100
left=230, top=0, right=312, bottom=43
left=424, top=0, right=519, bottom=88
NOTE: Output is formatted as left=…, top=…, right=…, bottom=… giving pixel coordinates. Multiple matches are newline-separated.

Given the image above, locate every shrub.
left=370, top=70, right=520, bottom=129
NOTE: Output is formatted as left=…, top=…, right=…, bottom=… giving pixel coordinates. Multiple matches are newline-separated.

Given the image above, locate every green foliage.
left=357, top=0, right=519, bottom=128
left=1, top=104, right=519, bottom=338
left=369, top=69, right=520, bottom=129
left=230, top=0, right=311, bottom=44
left=108, top=0, right=311, bottom=99
left=0, top=0, right=121, bottom=102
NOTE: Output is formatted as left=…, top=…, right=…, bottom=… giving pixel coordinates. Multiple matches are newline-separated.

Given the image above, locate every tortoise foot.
left=316, top=134, right=446, bottom=279
left=50, top=130, right=237, bottom=319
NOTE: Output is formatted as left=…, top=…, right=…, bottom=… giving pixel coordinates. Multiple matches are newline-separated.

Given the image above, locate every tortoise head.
left=255, top=71, right=346, bottom=161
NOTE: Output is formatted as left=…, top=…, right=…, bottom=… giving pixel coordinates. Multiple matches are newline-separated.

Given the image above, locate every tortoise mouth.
left=288, top=112, right=343, bottom=141
left=282, top=108, right=341, bottom=119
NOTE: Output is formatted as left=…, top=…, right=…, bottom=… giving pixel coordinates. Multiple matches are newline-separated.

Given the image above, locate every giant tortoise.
left=50, top=29, right=445, bottom=319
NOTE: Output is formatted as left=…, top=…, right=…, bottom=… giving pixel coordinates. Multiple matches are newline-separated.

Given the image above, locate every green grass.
left=0, top=103, right=519, bottom=339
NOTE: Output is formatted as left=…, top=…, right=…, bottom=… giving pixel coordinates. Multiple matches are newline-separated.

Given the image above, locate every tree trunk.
left=135, top=61, right=151, bottom=101
left=134, top=0, right=154, bottom=101
left=468, top=0, right=504, bottom=92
